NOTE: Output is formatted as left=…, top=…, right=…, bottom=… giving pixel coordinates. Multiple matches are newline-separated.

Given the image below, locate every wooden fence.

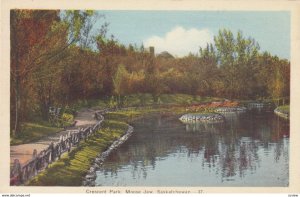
left=10, top=111, right=105, bottom=186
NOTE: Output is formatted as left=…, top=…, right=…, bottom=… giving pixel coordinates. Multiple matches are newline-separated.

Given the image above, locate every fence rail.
left=10, top=111, right=105, bottom=186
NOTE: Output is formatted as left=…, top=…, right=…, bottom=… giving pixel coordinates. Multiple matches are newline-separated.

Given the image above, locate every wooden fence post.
left=32, top=149, right=37, bottom=159
left=49, top=142, right=54, bottom=163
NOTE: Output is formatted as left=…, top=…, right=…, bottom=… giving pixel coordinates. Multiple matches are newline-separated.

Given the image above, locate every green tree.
left=113, top=64, right=129, bottom=105
left=214, top=29, right=259, bottom=99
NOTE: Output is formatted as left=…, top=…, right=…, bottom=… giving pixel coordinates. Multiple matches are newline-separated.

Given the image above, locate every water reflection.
left=95, top=111, right=289, bottom=186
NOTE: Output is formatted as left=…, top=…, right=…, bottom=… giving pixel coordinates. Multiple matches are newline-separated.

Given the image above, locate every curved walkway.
left=10, top=108, right=98, bottom=166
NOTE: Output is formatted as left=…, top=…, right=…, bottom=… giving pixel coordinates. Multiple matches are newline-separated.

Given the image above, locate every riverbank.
left=83, top=125, right=134, bottom=186
left=26, top=109, right=144, bottom=186
left=27, top=120, right=128, bottom=186
left=274, top=105, right=290, bottom=119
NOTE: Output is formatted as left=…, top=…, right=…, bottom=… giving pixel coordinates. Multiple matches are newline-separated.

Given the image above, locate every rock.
left=89, top=166, right=95, bottom=172
left=83, top=180, right=95, bottom=186
left=93, top=163, right=100, bottom=169
left=85, top=173, right=96, bottom=179
left=95, top=158, right=102, bottom=164
left=179, top=113, right=224, bottom=123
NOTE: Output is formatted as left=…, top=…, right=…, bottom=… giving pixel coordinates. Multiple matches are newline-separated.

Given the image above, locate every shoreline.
left=274, top=107, right=289, bottom=119
left=82, top=125, right=134, bottom=186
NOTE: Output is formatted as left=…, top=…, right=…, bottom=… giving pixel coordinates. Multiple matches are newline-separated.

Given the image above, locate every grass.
left=124, top=93, right=220, bottom=106
left=159, top=94, right=218, bottom=105
left=27, top=120, right=127, bottom=186
left=69, top=99, right=108, bottom=111
left=11, top=113, right=74, bottom=146
left=68, top=94, right=221, bottom=111
left=276, top=105, right=290, bottom=114
left=10, top=122, right=63, bottom=146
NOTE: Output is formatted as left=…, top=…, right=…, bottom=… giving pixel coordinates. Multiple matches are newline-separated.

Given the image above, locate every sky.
left=94, top=11, right=290, bottom=59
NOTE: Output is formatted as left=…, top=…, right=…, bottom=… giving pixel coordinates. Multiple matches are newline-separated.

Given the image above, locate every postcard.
left=1, top=0, right=300, bottom=194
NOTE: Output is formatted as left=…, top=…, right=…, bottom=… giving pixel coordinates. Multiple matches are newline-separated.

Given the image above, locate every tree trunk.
left=11, top=11, right=21, bottom=136
left=14, top=89, right=20, bottom=136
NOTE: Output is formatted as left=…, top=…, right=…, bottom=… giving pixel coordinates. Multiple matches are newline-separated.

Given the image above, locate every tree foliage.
left=10, top=11, right=290, bottom=136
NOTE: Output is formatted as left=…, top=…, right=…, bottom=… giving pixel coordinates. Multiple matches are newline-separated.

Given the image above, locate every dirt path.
left=10, top=108, right=98, bottom=166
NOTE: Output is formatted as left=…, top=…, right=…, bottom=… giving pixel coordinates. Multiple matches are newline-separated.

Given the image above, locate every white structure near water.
left=179, top=113, right=224, bottom=123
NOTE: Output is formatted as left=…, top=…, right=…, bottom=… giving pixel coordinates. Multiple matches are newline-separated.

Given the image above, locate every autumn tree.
left=10, top=10, right=96, bottom=135
left=10, top=10, right=61, bottom=135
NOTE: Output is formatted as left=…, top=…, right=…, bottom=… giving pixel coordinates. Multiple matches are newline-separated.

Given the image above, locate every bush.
left=59, top=113, right=74, bottom=127
left=61, top=113, right=74, bottom=123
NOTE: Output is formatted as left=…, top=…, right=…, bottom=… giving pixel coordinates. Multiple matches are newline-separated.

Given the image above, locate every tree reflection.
left=97, top=111, right=289, bottom=184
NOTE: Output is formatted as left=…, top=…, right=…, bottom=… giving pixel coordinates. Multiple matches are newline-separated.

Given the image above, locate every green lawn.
left=10, top=122, right=62, bottom=146
left=276, top=105, right=290, bottom=114
left=28, top=127, right=125, bottom=186
left=124, top=93, right=219, bottom=106
left=69, top=93, right=220, bottom=110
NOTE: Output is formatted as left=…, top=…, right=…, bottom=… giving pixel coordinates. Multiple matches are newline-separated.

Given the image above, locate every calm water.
left=95, top=110, right=289, bottom=186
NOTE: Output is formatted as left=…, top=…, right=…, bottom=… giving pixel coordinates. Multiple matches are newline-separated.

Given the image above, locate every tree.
left=10, top=10, right=60, bottom=135
left=144, top=53, right=164, bottom=103
left=214, top=29, right=259, bottom=99
left=10, top=10, right=96, bottom=135
left=113, top=64, right=129, bottom=105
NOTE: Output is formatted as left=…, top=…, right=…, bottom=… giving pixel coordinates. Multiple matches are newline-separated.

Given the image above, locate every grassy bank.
left=68, top=94, right=220, bottom=111
left=27, top=120, right=128, bottom=186
left=274, top=105, right=290, bottom=119
left=11, top=113, right=74, bottom=146
left=276, top=105, right=290, bottom=114
left=10, top=122, right=63, bottom=146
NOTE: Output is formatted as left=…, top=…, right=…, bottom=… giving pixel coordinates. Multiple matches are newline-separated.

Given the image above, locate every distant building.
left=157, top=51, right=174, bottom=59
left=149, top=46, right=155, bottom=56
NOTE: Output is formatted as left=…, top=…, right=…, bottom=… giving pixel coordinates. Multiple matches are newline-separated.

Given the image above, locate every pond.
left=95, top=110, right=289, bottom=186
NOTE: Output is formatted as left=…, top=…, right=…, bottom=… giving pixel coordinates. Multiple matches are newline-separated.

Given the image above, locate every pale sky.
left=94, top=11, right=290, bottom=59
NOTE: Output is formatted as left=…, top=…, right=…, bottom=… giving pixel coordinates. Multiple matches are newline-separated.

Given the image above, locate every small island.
left=179, top=113, right=224, bottom=123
